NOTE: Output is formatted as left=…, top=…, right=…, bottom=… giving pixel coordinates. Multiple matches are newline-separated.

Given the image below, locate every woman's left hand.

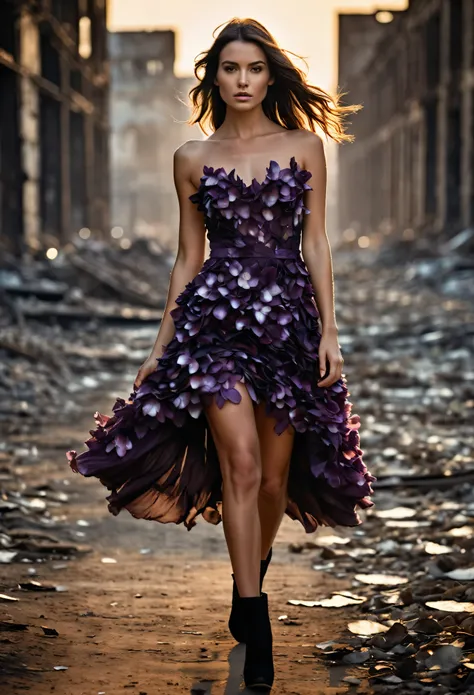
left=317, top=328, right=344, bottom=387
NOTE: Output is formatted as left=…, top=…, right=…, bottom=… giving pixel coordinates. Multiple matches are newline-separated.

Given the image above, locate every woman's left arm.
left=301, top=132, right=343, bottom=387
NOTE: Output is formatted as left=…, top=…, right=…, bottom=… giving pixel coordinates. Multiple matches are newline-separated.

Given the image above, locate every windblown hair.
left=188, top=17, right=361, bottom=142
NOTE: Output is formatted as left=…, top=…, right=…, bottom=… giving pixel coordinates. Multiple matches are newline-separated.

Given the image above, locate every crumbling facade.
left=0, top=0, right=109, bottom=257
left=337, top=0, right=474, bottom=243
left=109, top=30, right=199, bottom=251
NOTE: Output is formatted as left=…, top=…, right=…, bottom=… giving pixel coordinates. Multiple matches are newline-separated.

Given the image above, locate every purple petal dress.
left=67, top=156, right=375, bottom=532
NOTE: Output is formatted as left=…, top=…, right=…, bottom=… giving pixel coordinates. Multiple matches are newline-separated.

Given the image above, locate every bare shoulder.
left=295, top=129, right=324, bottom=155
left=292, top=131, right=325, bottom=175
left=173, top=139, right=210, bottom=186
left=173, top=139, right=203, bottom=168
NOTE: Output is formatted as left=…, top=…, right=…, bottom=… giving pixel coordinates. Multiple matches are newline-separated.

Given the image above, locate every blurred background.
left=1, top=2, right=474, bottom=693
left=0, top=0, right=418, bottom=256
left=1, top=0, right=472, bottom=254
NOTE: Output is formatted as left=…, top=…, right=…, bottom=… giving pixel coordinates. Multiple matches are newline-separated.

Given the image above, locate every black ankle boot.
left=228, top=547, right=273, bottom=643
left=241, top=592, right=274, bottom=690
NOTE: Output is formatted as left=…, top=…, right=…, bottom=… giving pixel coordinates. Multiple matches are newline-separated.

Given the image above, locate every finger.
left=328, top=365, right=338, bottom=386
left=318, top=350, right=327, bottom=378
left=333, top=361, right=342, bottom=383
left=319, top=362, right=338, bottom=387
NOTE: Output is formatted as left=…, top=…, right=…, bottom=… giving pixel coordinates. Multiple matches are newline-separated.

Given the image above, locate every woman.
left=67, top=18, right=374, bottom=691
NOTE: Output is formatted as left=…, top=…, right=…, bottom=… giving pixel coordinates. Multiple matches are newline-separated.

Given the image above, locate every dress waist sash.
left=209, top=244, right=300, bottom=260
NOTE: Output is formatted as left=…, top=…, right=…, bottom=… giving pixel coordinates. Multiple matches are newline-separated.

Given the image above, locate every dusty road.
left=1, top=381, right=365, bottom=695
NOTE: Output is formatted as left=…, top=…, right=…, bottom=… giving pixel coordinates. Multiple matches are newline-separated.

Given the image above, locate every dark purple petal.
left=267, top=160, right=280, bottom=181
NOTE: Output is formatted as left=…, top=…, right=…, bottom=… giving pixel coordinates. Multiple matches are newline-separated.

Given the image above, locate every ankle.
left=239, top=591, right=262, bottom=599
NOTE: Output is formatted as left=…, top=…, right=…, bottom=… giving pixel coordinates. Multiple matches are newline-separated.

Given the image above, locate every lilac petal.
left=213, top=303, right=228, bottom=320
left=255, top=309, right=270, bottom=324
left=136, top=382, right=153, bottom=398
left=277, top=311, right=293, bottom=325
left=205, top=273, right=218, bottom=287
left=267, top=160, right=281, bottom=181
left=237, top=271, right=252, bottom=289
left=189, top=375, right=203, bottom=389
left=229, top=261, right=243, bottom=276
left=115, top=434, right=133, bottom=457
left=222, top=387, right=241, bottom=404
left=204, top=175, right=220, bottom=186
left=234, top=202, right=250, bottom=219
left=201, top=375, right=217, bottom=392
left=251, top=325, right=265, bottom=337
left=142, top=400, right=161, bottom=417
left=228, top=186, right=240, bottom=202
left=173, top=392, right=191, bottom=409
left=196, top=285, right=213, bottom=299
left=261, top=185, right=279, bottom=207
left=239, top=219, right=260, bottom=236
left=188, top=403, right=203, bottom=419
left=236, top=317, right=250, bottom=330
left=188, top=359, right=200, bottom=374
left=177, top=353, right=193, bottom=366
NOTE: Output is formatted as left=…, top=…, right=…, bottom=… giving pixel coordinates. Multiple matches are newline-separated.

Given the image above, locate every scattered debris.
left=288, top=592, right=366, bottom=609
left=0, top=621, right=28, bottom=632
left=18, top=581, right=59, bottom=592
left=41, top=626, right=59, bottom=637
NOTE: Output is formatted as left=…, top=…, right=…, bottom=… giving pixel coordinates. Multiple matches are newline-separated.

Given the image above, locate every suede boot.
left=228, top=547, right=273, bottom=643
left=241, top=592, right=274, bottom=690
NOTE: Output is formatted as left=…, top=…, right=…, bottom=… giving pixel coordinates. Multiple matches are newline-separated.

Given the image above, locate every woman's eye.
left=222, top=66, right=263, bottom=73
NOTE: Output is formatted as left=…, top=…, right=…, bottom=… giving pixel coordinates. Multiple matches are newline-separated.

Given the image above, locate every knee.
left=260, top=474, right=287, bottom=500
left=224, top=447, right=261, bottom=496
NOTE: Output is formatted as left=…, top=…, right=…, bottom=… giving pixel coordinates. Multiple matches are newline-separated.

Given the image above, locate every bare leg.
left=204, top=382, right=262, bottom=598
left=255, top=402, right=295, bottom=560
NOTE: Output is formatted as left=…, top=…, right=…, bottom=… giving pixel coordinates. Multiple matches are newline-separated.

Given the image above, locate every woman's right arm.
left=134, top=141, right=205, bottom=389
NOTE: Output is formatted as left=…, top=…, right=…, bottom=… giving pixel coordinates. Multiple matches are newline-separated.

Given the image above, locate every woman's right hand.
left=133, top=353, right=161, bottom=390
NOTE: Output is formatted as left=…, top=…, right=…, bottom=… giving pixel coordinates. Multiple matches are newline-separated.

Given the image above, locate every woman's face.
left=215, top=40, right=274, bottom=110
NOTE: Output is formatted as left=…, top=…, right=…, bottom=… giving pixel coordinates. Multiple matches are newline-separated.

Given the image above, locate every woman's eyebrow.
left=221, top=59, right=266, bottom=66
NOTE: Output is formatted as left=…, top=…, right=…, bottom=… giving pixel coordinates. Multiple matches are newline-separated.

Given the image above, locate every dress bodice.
left=189, top=157, right=312, bottom=259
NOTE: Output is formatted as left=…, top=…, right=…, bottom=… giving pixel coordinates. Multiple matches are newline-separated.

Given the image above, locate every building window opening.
left=79, top=16, right=92, bottom=59
left=146, top=59, right=163, bottom=75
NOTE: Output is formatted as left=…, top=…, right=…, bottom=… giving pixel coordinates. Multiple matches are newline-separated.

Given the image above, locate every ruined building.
left=0, top=0, right=109, bottom=258
left=109, top=30, right=199, bottom=251
left=337, top=0, right=474, bottom=245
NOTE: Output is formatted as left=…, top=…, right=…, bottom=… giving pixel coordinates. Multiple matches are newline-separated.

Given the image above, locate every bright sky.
left=108, top=0, right=408, bottom=92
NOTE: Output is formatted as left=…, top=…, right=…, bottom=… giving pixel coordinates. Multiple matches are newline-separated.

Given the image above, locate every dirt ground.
left=1, top=386, right=367, bottom=695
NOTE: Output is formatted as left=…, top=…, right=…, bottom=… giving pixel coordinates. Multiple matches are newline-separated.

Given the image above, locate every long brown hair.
left=188, top=17, right=361, bottom=142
